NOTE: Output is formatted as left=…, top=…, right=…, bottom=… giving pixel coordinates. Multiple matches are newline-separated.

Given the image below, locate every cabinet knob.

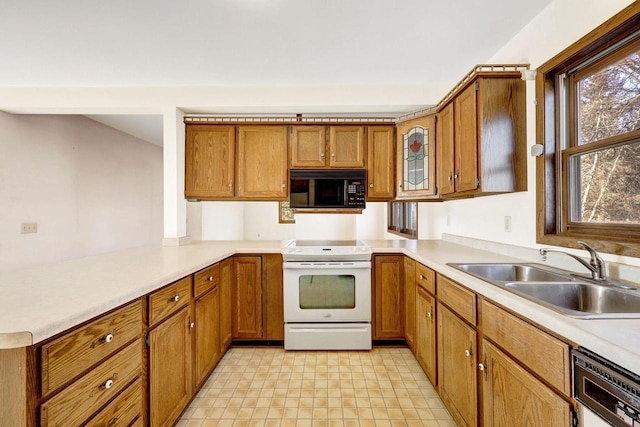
left=454, top=174, right=459, bottom=179
left=369, top=183, right=374, bottom=188
left=172, top=295, right=180, bottom=302
left=331, top=153, right=336, bottom=157
left=447, top=175, right=452, bottom=181
left=101, top=333, right=114, bottom=344
left=320, top=152, right=325, bottom=157
left=427, top=311, right=432, bottom=318
left=228, top=181, right=233, bottom=188
left=281, top=183, right=286, bottom=188
left=465, top=349, right=472, bottom=357
left=190, top=322, right=195, bottom=329
left=478, top=363, right=486, bottom=371
left=419, top=274, right=425, bottom=280
left=208, top=275, right=214, bottom=281
left=102, top=378, right=114, bottom=390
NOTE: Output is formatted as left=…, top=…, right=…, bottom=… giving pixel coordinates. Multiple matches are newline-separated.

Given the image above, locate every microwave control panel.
left=346, top=181, right=366, bottom=206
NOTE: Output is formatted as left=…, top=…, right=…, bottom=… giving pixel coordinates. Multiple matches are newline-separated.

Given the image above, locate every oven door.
left=283, top=261, right=371, bottom=323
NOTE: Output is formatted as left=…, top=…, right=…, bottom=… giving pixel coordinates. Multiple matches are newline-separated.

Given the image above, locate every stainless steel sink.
left=505, top=282, right=640, bottom=318
left=447, top=262, right=640, bottom=319
left=451, top=263, right=570, bottom=283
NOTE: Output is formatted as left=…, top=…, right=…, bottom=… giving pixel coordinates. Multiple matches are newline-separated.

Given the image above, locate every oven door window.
left=298, top=275, right=355, bottom=309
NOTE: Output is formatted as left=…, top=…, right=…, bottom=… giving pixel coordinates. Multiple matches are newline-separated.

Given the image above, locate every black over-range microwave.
left=289, top=170, right=366, bottom=209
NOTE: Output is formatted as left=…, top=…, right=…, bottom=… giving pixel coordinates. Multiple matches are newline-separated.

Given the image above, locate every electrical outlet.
left=504, top=216, right=512, bottom=233
left=21, top=222, right=38, bottom=234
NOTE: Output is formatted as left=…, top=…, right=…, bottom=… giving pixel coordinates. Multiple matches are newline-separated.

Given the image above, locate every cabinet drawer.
left=437, top=275, right=476, bottom=325
left=194, top=263, right=220, bottom=298
left=41, top=339, right=142, bottom=427
left=41, top=301, right=142, bottom=396
left=85, top=377, right=142, bottom=427
left=481, top=300, right=571, bottom=396
left=149, top=276, right=192, bottom=327
left=416, top=263, right=435, bottom=294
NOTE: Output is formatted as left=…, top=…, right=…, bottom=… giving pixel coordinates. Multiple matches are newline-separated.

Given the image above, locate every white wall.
left=197, top=201, right=397, bottom=241
left=0, top=112, right=163, bottom=272
left=418, top=0, right=640, bottom=267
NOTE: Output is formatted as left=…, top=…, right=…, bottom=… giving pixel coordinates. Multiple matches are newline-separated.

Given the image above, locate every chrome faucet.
left=540, top=241, right=607, bottom=281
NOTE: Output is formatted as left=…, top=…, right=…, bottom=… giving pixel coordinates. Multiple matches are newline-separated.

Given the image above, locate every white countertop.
left=1, top=239, right=638, bottom=376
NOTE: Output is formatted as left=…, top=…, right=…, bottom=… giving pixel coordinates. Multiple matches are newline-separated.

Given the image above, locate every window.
left=537, top=3, right=640, bottom=256
left=387, top=201, right=418, bottom=239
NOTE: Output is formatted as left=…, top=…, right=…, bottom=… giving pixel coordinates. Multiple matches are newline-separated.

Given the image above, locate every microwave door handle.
left=344, top=180, right=348, bottom=204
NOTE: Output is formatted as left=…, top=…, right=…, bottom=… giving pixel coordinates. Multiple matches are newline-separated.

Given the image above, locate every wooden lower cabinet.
left=263, top=254, right=284, bottom=341
left=219, top=257, right=234, bottom=349
left=194, top=286, right=220, bottom=388
left=373, top=255, right=404, bottom=339
left=233, top=256, right=264, bottom=339
left=437, top=304, right=477, bottom=427
left=403, top=257, right=416, bottom=350
left=416, top=286, right=436, bottom=385
left=481, top=340, right=571, bottom=426
left=149, top=306, right=193, bottom=427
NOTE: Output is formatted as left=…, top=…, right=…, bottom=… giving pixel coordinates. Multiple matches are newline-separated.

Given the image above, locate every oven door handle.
left=283, top=261, right=371, bottom=270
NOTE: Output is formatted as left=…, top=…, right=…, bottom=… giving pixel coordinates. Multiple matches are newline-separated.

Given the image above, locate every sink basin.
left=505, top=282, right=640, bottom=318
left=447, top=262, right=640, bottom=319
left=449, top=263, right=571, bottom=283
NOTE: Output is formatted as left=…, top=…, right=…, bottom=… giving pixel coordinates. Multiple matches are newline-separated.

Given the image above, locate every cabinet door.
left=437, top=304, right=477, bottom=427
left=263, top=254, right=284, bottom=341
left=416, top=287, right=436, bottom=386
left=329, top=126, right=365, bottom=167
left=396, top=115, right=437, bottom=198
left=219, top=258, right=233, bottom=349
left=194, top=287, right=220, bottom=388
left=454, top=84, right=479, bottom=193
left=367, top=126, right=395, bottom=200
left=403, top=257, right=416, bottom=350
left=481, top=340, right=571, bottom=427
left=290, top=126, right=327, bottom=168
left=233, top=256, right=263, bottom=339
left=185, top=125, right=235, bottom=199
left=237, top=126, right=288, bottom=199
left=373, top=255, right=404, bottom=339
left=436, top=103, right=455, bottom=196
left=149, top=306, right=192, bottom=427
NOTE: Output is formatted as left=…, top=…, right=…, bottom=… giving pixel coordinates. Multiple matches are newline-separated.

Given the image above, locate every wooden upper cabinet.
left=436, top=103, right=455, bottom=196
left=367, top=126, right=395, bottom=200
left=236, top=126, right=288, bottom=199
left=437, top=76, right=526, bottom=198
left=185, top=125, right=235, bottom=200
left=454, top=84, right=479, bottom=193
left=290, top=126, right=327, bottom=168
left=396, top=115, right=437, bottom=199
left=329, top=126, right=365, bottom=168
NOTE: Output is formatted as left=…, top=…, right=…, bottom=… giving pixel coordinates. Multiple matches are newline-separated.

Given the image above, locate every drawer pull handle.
left=208, top=276, right=214, bottom=281
left=102, top=333, right=114, bottom=343
left=419, top=274, right=425, bottom=280
left=102, top=378, right=114, bottom=389
left=171, top=295, right=180, bottom=302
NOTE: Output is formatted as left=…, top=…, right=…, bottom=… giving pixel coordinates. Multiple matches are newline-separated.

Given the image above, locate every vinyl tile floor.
left=177, top=347, right=455, bottom=427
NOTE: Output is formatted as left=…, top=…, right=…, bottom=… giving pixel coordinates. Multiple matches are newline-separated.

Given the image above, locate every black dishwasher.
left=573, top=348, right=640, bottom=426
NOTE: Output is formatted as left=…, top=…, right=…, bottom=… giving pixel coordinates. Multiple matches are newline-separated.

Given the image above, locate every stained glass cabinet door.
left=396, top=115, right=437, bottom=198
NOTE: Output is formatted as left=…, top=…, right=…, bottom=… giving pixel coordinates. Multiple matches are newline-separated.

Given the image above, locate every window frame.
left=387, top=201, right=418, bottom=239
left=536, top=2, right=640, bottom=257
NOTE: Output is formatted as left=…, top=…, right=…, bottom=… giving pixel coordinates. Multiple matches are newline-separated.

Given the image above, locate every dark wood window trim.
left=387, top=201, right=418, bottom=239
left=536, top=2, right=640, bottom=257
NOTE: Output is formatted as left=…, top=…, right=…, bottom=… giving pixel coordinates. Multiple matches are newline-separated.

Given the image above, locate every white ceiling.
left=0, top=0, right=552, bottom=144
